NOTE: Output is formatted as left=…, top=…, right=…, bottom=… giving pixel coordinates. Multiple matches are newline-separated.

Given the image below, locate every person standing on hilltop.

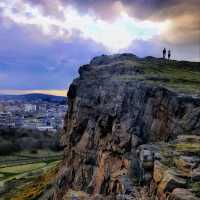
left=163, top=48, right=166, bottom=59
left=168, top=49, right=171, bottom=60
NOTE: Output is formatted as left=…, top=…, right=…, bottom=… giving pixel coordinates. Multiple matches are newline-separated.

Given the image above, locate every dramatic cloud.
left=25, top=0, right=200, bottom=44
left=71, top=0, right=200, bottom=47
left=0, top=0, right=199, bottom=93
left=0, top=0, right=199, bottom=52
left=0, top=0, right=171, bottom=51
left=0, top=20, right=106, bottom=90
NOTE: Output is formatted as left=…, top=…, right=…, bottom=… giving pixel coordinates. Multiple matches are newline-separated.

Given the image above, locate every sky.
left=0, top=0, right=199, bottom=96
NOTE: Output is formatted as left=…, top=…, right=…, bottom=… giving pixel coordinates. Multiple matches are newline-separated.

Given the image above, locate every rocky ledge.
left=52, top=54, right=200, bottom=200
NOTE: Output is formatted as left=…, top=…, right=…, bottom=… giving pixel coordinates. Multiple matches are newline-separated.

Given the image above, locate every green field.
left=0, top=150, right=63, bottom=200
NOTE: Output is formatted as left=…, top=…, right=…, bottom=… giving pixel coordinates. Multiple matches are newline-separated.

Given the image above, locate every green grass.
left=0, top=174, right=4, bottom=178
left=0, top=150, right=63, bottom=169
left=114, top=59, right=200, bottom=94
left=175, top=143, right=200, bottom=154
left=16, top=149, right=63, bottom=158
left=139, top=60, right=200, bottom=94
left=190, top=182, right=200, bottom=197
left=9, top=163, right=60, bottom=200
left=0, top=163, right=46, bottom=174
left=0, top=150, right=62, bottom=200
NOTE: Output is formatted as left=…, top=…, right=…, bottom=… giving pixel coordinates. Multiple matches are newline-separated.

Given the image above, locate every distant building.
left=0, top=112, right=14, bottom=127
left=0, top=104, right=4, bottom=112
left=24, top=104, right=37, bottom=112
left=0, top=99, right=67, bottom=131
left=7, top=105, right=21, bottom=112
left=38, top=104, right=47, bottom=112
left=37, top=126, right=56, bottom=132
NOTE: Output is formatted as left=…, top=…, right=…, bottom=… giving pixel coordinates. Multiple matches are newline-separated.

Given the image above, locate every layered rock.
left=52, top=54, right=200, bottom=200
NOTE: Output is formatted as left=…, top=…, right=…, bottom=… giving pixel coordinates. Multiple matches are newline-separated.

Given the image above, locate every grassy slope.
left=9, top=162, right=60, bottom=200
left=119, top=58, right=200, bottom=95
left=0, top=150, right=62, bottom=200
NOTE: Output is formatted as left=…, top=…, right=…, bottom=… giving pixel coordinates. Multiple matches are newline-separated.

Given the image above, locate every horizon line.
left=0, top=89, right=67, bottom=97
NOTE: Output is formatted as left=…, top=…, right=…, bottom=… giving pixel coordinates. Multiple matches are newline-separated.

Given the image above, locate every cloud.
left=0, top=0, right=199, bottom=91
left=128, top=37, right=200, bottom=62
left=1, top=0, right=199, bottom=51
left=0, top=20, right=106, bottom=90
left=84, top=1, right=199, bottom=46
left=0, top=73, right=8, bottom=81
left=161, top=14, right=200, bottom=45
left=62, top=0, right=200, bottom=46
left=66, top=0, right=200, bottom=58
left=2, top=0, right=199, bottom=50
left=63, top=0, right=199, bottom=22
left=0, top=0, right=172, bottom=52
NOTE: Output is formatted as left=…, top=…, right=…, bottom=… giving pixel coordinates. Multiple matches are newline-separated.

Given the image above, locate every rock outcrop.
left=52, top=54, right=200, bottom=200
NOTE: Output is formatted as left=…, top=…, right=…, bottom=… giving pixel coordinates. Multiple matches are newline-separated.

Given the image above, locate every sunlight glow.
left=0, top=89, right=67, bottom=97
left=0, top=0, right=171, bottom=52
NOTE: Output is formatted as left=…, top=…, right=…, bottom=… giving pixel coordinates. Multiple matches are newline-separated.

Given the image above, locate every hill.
left=20, top=54, right=199, bottom=200
left=0, top=93, right=67, bottom=103
left=89, top=53, right=200, bottom=96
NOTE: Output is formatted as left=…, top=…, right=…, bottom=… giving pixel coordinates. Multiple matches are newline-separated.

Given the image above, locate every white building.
left=24, top=104, right=37, bottom=112
left=37, top=126, right=56, bottom=132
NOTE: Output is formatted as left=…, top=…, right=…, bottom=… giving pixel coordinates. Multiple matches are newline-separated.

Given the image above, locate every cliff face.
left=53, top=54, right=200, bottom=200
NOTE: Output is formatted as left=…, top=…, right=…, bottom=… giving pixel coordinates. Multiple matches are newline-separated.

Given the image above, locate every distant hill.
left=0, top=93, right=67, bottom=103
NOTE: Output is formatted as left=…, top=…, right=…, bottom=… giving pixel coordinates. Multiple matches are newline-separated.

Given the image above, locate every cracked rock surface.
left=49, top=54, right=200, bottom=200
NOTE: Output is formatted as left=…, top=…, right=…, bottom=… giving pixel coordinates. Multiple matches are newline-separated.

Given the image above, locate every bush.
left=0, top=139, right=20, bottom=155
left=30, top=149, right=38, bottom=154
left=0, top=127, right=62, bottom=153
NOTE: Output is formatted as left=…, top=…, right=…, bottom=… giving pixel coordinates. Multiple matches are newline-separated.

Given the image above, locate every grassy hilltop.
left=112, top=56, right=200, bottom=95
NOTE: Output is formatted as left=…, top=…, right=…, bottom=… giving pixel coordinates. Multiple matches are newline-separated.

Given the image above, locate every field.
left=0, top=150, right=63, bottom=200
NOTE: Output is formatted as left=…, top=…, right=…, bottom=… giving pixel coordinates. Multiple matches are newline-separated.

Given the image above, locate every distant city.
left=0, top=94, right=67, bottom=132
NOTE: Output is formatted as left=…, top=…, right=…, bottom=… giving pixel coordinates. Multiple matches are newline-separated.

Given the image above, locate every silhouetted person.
left=168, top=50, right=171, bottom=60
left=163, top=48, right=166, bottom=59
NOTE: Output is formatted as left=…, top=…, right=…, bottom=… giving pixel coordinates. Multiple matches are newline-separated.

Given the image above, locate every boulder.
left=116, top=194, right=137, bottom=200
left=191, top=167, right=200, bottom=181
left=63, top=189, right=90, bottom=200
left=174, top=156, right=199, bottom=174
left=153, top=160, right=168, bottom=183
left=143, top=172, right=152, bottom=183
left=158, top=169, right=187, bottom=193
left=168, top=188, right=199, bottom=200
left=118, top=176, right=134, bottom=194
left=176, top=135, right=200, bottom=143
left=139, top=149, right=154, bottom=169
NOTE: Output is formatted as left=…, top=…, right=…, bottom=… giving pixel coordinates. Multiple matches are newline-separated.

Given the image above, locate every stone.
left=158, top=169, right=187, bottom=193
left=176, top=135, right=200, bottom=144
left=127, top=157, right=142, bottom=185
left=174, top=156, right=199, bottom=175
left=52, top=54, right=200, bottom=199
left=168, top=188, right=199, bottom=200
left=153, top=160, right=168, bottom=184
left=154, top=152, right=163, bottom=161
left=139, top=149, right=154, bottom=169
left=116, top=194, right=137, bottom=200
left=191, top=167, right=200, bottom=181
left=63, top=189, right=90, bottom=200
left=119, top=176, right=134, bottom=194
left=143, top=172, right=152, bottom=183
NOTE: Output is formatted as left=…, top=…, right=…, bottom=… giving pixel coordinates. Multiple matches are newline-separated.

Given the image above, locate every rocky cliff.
left=52, top=54, right=200, bottom=200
